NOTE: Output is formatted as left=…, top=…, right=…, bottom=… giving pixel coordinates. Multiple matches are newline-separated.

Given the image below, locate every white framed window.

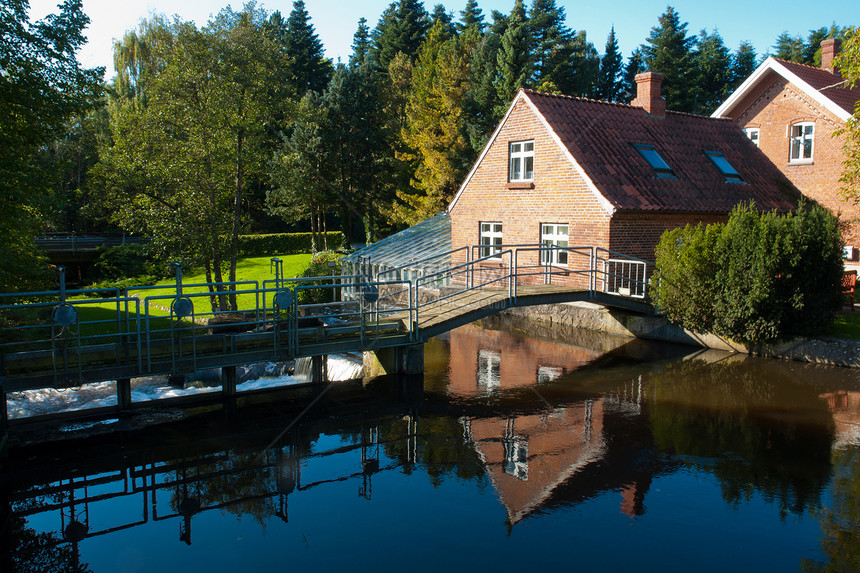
left=743, top=127, right=760, bottom=147
left=479, top=222, right=503, bottom=259
left=477, top=349, right=501, bottom=391
left=540, top=223, right=569, bottom=265
left=509, top=140, right=534, bottom=182
left=789, top=122, right=814, bottom=162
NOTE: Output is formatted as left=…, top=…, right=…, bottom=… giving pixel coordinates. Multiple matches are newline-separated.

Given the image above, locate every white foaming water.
left=6, top=354, right=364, bottom=420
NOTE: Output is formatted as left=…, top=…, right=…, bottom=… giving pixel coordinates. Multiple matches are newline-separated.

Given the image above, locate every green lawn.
left=73, top=254, right=314, bottom=329
left=830, top=311, right=860, bottom=339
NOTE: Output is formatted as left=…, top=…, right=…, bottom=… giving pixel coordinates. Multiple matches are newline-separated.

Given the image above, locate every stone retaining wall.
left=504, top=301, right=860, bottom=369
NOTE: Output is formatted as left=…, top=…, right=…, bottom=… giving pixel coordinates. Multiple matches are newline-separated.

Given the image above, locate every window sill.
left=506, top=181, right=535, bottom=190
left=787, top=159, right=814, bottom=166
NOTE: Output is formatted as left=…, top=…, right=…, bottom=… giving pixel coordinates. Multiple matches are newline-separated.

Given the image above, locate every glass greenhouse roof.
left=341, top=213, right=451, bottom=273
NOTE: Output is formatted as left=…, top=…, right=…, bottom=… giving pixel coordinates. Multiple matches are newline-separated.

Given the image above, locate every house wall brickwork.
left=449, top=98, right=612, bottom=285
left=449, top=98, right=738, bottom=280
left=729, top=72, right=860, bottom=249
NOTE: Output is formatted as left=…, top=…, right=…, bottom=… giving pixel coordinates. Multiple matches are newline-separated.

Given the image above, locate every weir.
left=0, top=243, right=653, bottom=452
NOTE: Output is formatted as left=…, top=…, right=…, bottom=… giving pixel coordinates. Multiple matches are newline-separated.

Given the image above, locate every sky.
left=28, top=0, right=858, bottom=81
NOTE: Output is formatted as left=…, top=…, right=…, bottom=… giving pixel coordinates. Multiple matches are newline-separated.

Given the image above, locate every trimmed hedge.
left=652, top=202, right=844, bottom=345
left=238, top=232, right=343, bottom=256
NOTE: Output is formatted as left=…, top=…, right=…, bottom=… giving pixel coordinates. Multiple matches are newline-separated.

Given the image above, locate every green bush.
left=238, top=232, right=343, bottom=257
left=291, top=251, right=342, bottom=305
left=652, top=222, right=722, bottom=332
left=652, top=202, right=844, bottom=345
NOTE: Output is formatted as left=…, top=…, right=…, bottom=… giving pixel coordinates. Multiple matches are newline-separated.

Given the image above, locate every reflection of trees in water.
left=7, top=515, right=93, bottom=573
left=374, top=414, right=486, bottom=487
left=803, top=447, right=860, bottom=573
left=647, top=358, right=834, bottom=516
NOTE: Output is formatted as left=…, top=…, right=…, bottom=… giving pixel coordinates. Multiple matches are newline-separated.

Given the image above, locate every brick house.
left=448, top=74, right=800, bottom=272
left=711, top=38, right=860, bottom=259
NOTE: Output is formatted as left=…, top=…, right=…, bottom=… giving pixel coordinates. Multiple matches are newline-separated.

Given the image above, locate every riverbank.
left=504, top=300, right=860, bottom=369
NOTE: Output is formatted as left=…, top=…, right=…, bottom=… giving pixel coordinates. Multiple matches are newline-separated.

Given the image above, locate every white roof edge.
left=712, top=56, right=851, bottom=122
left=448, top=91, right=526, bottom=212
left=448, top=90, right=616, bottom=216
left=521, top=93, right=616, bottom=216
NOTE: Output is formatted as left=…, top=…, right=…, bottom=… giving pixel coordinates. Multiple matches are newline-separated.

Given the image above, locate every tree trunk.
left=229, top=122, right=245, bottom=312
left=204, top=261, right=217, bottom=313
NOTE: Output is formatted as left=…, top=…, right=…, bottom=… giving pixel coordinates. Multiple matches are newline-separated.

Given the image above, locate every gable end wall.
left=730, top=75, right=860, bottom=248
left=449, top=99, right=612, bottom=265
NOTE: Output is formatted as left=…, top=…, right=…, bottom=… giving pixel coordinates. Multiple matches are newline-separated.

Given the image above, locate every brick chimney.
left=821, top=38, right=841, bottom=74
left=631, top=72, right=666, bottom=117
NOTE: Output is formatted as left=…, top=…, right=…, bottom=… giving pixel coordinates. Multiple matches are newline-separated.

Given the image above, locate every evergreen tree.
left=456, top=0, right=485, bottom=34
left=731, top=41, right=757, bottom=90
left=528, top=0, right=575, bottom=93
left=372, top=0, right=431, bottom=71
left=430, top=4, right=454, bottom=37
left=693, top=29, right=732, bottom=115
left=773, top=32, right=805, bottom=62
left=395, top=21, right=474, bottom=225
left=620, top=47, right=645, bottom=102
left=278, top=1, right=332, bottom=95
left=463, top=28, right=503, bottom=152
left=641, top=6, right=697, bottom=112
left=596, top=27, right=624, bottom=101
left=350, top=17, right=372, bottom=67
left=494, top=0, right=532, bottom=112
left=569, top=29, right=600, bottom=98
left=268, top=91, right=333, bottom=251
left=324, top=61, right=387, bottom=243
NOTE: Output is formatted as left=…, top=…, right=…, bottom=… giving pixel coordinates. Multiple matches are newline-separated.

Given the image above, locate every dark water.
left=4, top=316, right=860, bottom=572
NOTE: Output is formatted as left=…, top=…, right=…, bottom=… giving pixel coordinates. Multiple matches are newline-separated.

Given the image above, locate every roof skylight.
left=705, top=151, right=743, bottom=183
left=633, top=144, right=675, bottom=179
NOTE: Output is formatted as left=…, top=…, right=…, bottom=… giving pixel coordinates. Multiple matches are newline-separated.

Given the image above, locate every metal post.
left=117, top=378, right=132, bottom=411
left=222, top=366, right=237, bottom=398
left=173, top=262, right=183, bottom=296
left=0, top=376, right=7, bottom=459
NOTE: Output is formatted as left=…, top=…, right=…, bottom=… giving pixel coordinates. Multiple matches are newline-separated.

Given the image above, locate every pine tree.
left=463, top=28, right=502, bottom=152
left=273, top=1, right=332, bottom=95
left=641, top=6, right=697, bottom=112
left=372, top=0, right=431, bottom=71
left=596, top=27, right=624, bottom=101
left=731, top=41, right=756, bottom=90
left=620, top=48, right=645, bottom=103
left=494, top=0, right=532, bottom=112
left=456, top=0, right=485, bottom=34
left=430, top=4, right=454, bottom=37
left=569, top=30, right=600, bottom=98
left=693, top=29, right=731, bottom=115
left=350, top=17, right=372, bottom=67
left=773, top=32, right=804, bottom=62
left=395, top=21, right=472, bottom=225
left=528, top=0, right=575, bottom=93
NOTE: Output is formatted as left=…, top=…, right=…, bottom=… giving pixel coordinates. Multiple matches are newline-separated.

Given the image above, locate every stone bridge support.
left=363, top=344, right=424, bottom=379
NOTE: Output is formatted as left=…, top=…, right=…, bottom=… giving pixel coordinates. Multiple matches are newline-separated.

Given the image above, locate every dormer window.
left=705, top=151, right=744, bottom=184
left=633, top=143, right=676, bottom=179
left=509, top=140, right=534, bottom=181
left=789, top=122, right=814, bottom=163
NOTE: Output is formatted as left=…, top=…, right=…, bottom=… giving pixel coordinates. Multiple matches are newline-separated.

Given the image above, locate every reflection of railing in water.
left=8, top=413, right=421, bottom=550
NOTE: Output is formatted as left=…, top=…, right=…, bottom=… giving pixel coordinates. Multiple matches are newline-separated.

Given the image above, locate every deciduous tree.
left=0, top=0, right=102, bottom=291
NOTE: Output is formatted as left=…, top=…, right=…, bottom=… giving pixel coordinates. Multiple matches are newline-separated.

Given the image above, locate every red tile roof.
left=523, top=89, right=801, bottom=213
left=776, top=59, right=860, bottom=116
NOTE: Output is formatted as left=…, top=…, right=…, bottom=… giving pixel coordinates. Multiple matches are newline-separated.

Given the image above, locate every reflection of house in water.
left=448, top=323, right=613, bottom=398
left=821, top=391, right=860, bottom=447
left=464, top=400, right=606, bottom=524
left=449, top=322, right=669, bottom=524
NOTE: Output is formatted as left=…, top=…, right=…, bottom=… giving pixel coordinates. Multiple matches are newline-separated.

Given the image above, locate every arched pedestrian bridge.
left=0, top=244, right=652, bottom=427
